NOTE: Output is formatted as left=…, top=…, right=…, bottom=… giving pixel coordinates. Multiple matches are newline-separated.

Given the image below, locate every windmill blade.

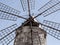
left=0, top=2, right=20, bottom=15
left=0, top=24, right=17, bottom=39
left=0, top=2, right=27, bottom=21
left=0, top=30, right=16, bottom=45
left=41, top=1, right=60, bottom=17
left=7, top=29, right=21, bottom=45
left=0, top=11, right=17, bottom=21
left=20, top=0, right=28, bottom=11
left=39, top=22, right=60, bottom=40
left=20, top=0, right=35, bottom=11
left=0, top=24, right=19, bottom=45
left=34, top=0, right=60, bottom=18
left=43, top=20, right=60, bottom=30
left=0, top=11, right=27, bottom=21
left=41, top=24, right=60, bottom=40
left=29, top=0, right=35, bottom=10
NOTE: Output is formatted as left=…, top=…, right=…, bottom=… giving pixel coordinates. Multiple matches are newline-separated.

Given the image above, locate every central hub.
left=22, top=16, right=39, bottom=26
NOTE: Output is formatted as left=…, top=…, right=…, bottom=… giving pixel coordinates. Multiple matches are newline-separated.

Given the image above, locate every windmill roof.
left=21, top=17, right=39, bottom=26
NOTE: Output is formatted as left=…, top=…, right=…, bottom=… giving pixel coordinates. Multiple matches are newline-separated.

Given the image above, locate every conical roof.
left=22, top=16, right=39, bottom=26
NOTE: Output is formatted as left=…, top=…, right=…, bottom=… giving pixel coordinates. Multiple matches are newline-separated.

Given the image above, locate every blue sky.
left=0, top=0, right=60, bottom=45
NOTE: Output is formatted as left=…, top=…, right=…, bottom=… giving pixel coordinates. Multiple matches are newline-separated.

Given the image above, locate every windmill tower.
left=0, top=0, right=60, bottom=45
left=14, top=16, right=46, bottom=45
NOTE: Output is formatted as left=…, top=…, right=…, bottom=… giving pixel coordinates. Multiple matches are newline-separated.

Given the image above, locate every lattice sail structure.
left=0, top=2, right=27, bottom=21
left=40, top=20, right=60, bottom=40
left=0, top=0, right=60, bottom=45
left=34, top=0, right=60, bottom=18
left=43, top=20, right=60, bottom=30
left=0, top=24, right=18, bottom=45
left=0, top=2, right=19, bottom=21
left=20, top=0, right=35, bottom=11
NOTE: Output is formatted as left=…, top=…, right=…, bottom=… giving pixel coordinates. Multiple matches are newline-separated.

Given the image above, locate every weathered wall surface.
left=14, top=26, right=46, bottom=45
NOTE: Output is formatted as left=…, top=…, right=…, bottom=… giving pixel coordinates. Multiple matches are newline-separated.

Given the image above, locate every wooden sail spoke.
left=43, top=20, right=60, bottom=30
left=34, top=0, right=60, bottom=18
left=0, top=31, right=15, bottom=45
left=27, top=0, right=35, bottom=17
left=27, top=0, right=31, bottom=17
left=0, top=24, right=17, bottom=39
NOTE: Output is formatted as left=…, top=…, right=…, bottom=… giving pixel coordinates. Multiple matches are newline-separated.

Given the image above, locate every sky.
left=0, top=0, right=60, bottom=45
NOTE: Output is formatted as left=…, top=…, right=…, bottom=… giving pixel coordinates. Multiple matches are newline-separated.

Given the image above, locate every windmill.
left=0, top=0, right=60, bottom=45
